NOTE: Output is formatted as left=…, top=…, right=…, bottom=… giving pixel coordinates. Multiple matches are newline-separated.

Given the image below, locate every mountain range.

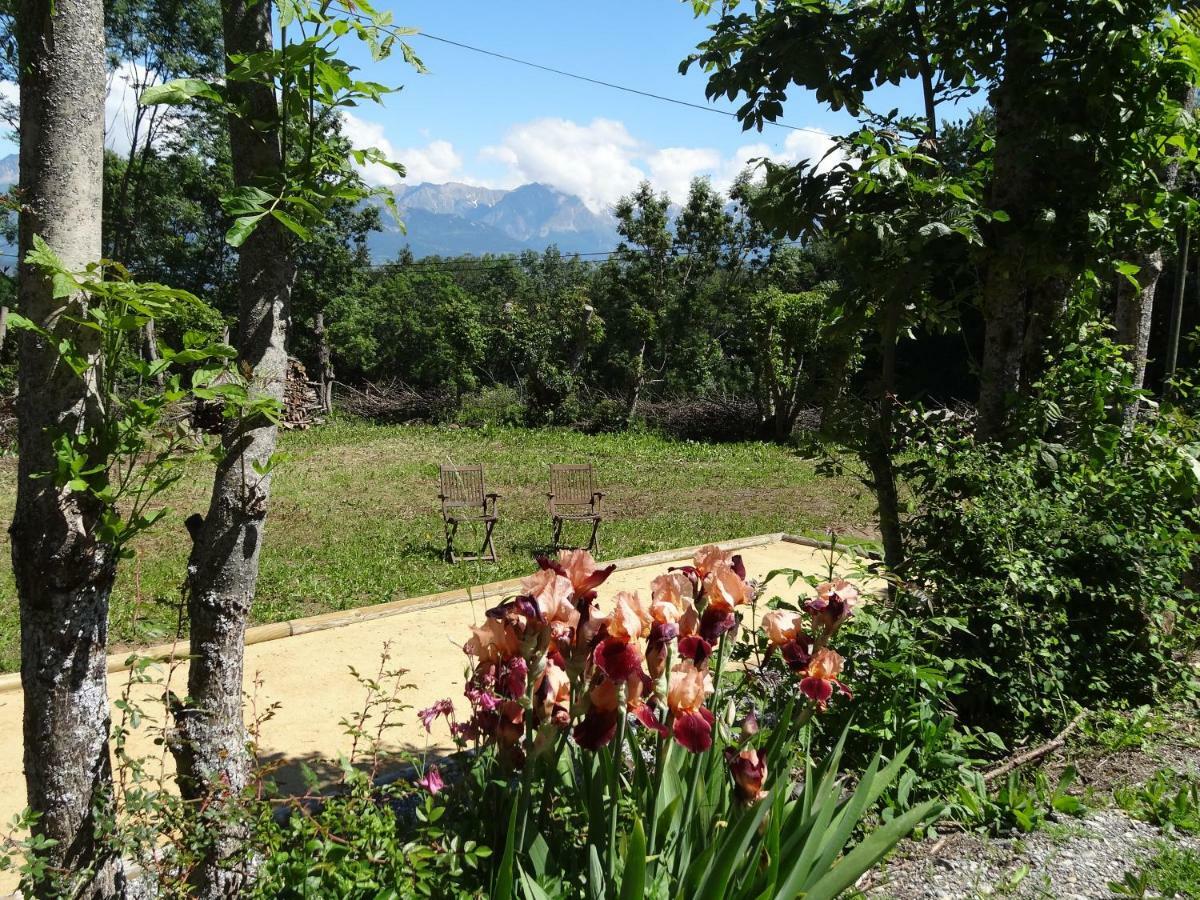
left=0, top=153, right=620, bottom=260
left=370, top=181, right=619, bottom=259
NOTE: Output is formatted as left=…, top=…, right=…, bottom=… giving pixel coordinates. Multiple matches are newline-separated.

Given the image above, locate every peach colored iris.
left=704, top=565, right=753, bottom=611
left=557, top=548, right=615, bottom=596
left=520, top=568, right=578, bottom=627
left=728, top=748, right=768, bottom=804
left=761, top=609, right=804, bottom=647
left=465, top=618, right=521, bottom=664
left=608, top=591, right=653, bottom=642
left=693, top=544, right=732, bottom=579
left=800, top=648, right=850, bottom=709
left=667, top=660, right=716, bottom=752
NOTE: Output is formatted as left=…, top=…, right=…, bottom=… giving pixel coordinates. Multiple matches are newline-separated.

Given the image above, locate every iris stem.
left=608, top=686, right=628, bottom=881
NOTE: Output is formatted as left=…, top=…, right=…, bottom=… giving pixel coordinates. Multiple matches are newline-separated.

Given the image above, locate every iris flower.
left=799, top=648, right=852, bottom=709
left=668, top=660, right=715, bottom=752
left=726, top=748, right=767, bottom=804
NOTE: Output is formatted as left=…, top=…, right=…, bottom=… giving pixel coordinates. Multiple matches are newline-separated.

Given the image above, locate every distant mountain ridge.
left=371, top=181, right=619, bottom=260
left=0, top=153, right=621, bottom=260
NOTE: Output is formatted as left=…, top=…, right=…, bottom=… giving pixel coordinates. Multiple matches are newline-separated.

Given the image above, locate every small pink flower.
left=417, top=766, right=445, bottom=795
left=418, top=699, right=454, bottom=733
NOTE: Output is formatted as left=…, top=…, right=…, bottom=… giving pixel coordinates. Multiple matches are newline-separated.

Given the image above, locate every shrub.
left=455, top=385, right=526, bottom=428
left=900, top=331, right=1200, bottom=740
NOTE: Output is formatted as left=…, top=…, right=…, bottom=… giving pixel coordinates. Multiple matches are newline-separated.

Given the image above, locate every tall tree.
left=687, top=0, right=1198, bottom=442
left=166, top=0, right=295, bottom=891
left=11, top=0, right=122, bottom=894
left=144, top=1, right=420, bottom=892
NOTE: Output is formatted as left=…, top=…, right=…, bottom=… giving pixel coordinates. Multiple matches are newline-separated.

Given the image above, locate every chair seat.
left=447, top=513, right=499, bottom=525
left=553, top=511, right=601, bottom=521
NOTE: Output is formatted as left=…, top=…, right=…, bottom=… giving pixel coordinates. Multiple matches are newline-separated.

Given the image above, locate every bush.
left=455, top=385, right=526, bottom=428
left=900, top=330, right=1200, bottom=741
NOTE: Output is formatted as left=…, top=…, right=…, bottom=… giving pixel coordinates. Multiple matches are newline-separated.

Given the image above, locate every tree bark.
left=11, top=0, right=125, bottom=895
left=1114, top=250, right=1165, bottom=418
left=867, top=295, right=905, bottom=574
left=625, top=339, right=646, bottom=423
left=0, top=304, right=8, bottom=351
left=976, top=26, right=1039, bottom=442
left=314, top=309, right=333, bottom=413
left=1164, top=223, right=1191, bottom=389
left=168, top=0, right=295, bottom=894
left=1114, top=86, right=1196, bottom=421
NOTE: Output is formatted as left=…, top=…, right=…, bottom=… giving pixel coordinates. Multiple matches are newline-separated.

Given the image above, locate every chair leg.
left=482, top=519, right=499, bottom=563
left=552, top=516, right=563, bottom=550
left=444, top=519, right=459, bottom=564
left=588, top=518, right=601, bottom=556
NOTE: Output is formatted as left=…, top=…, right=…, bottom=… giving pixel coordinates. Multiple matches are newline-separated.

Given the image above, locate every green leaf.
left=618, top=817, right=647, bottom=900
left=493, top=797, right=519, bottom=900
left=692, top=795, right=772, bottom=900
left=140, top=77, right=222, bottom=106
left=801, top=801, right=941, bottom=900
left=518, top=865, right=553, bottom=900
left=226, top=213, right=265, bottom=248
left=271, top=208, right=313, bottom=241
left=587, top=844, right=606, bottom=900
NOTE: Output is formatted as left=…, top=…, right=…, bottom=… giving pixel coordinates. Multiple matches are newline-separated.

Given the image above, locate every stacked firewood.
left=283, top=357, right=323, bottom=430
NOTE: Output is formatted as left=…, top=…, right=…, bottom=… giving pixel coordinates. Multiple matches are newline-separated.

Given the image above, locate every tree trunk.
left=1164, top=223, right=1191, bottom=390
left=314, top=309, right=333, bottom=413
left=625, top=340, right=646, bottom=423
left=0, top=304, right=8, bottom=351
left=867, top=296, right=905, bottom=575
left=11, top=0, right=125, bottom=895
left=168, top=0, right=296, bottom=894
left=976, top=31, right=1038, bottom=443
left=1114, top=250, right=1165, bottom=421
left=1114, top=88, right=1195, bottom=421
left=144, top=317, right=164, bottom=387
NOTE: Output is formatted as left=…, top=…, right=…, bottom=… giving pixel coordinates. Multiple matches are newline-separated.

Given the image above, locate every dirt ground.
left=0, top=536, right=871, bottom=889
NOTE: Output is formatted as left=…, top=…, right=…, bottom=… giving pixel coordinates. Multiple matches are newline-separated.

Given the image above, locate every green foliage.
left=743, top=284, right=841, bottom=440
left=955, top=768, right=1087, bottom=834
left=455, top=385, right=525, bottom=429
left=1111, top=842, right=1200, bottom=898
left=253, top=781, right=488, bottom=899
left=9, top=236, right=245, bottom=554
left=900, top=330, right=1200, bottom=740
left=1080, top=706, right=1175, bottom=753
left=1114, top=769, right=1200, bottom=834
left=142, top=0, right=422, bottom=248
left=327, top=269, right=485, bottom=393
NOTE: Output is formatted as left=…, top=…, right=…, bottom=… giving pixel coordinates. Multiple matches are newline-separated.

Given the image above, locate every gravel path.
left=863, top=809, right=1200, bottom=899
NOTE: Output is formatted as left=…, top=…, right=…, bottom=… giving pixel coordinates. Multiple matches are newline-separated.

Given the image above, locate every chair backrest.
left=440, top=465, right=486, bottom=510
left=550, top=464, right=595, bottom=507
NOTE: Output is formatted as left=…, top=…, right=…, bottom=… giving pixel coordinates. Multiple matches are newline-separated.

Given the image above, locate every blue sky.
left=4, top=0, right=935, bottom=211
left=332, top=0, right=927, bottom=210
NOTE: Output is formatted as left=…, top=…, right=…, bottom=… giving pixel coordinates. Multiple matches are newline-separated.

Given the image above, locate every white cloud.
left=341, top=111, right=467, bottom=187
left=646, top=146, right=723, bottom=207
left=480, top=117, right=646, bottom=213
left=475, top=117, right=841, bottom=212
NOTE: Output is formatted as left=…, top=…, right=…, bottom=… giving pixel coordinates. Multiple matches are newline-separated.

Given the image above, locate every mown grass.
left=0, top=419, right=876, bottom=673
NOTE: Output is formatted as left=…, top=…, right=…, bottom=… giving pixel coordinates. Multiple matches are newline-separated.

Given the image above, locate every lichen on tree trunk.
left=11, top=0, right=125, bottom=895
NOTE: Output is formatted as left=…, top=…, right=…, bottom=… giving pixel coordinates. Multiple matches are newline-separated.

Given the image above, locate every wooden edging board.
left=0, top=530, right=877, bottom=695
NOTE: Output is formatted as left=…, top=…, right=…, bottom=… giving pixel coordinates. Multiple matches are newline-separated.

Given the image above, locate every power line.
left=412, top=30, right=826, bottom=137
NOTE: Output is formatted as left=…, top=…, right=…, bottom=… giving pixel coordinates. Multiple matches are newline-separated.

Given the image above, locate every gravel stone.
left=862, top=809, right=1200, bottom=899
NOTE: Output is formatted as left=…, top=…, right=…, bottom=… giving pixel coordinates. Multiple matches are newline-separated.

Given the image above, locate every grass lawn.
left=0, top=420, right=876, bottom=673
